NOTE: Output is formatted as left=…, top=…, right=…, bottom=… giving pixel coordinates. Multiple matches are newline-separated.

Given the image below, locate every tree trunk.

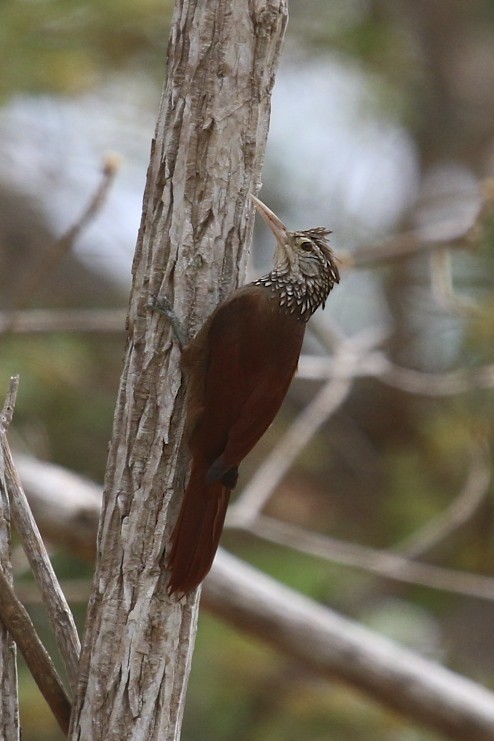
left=69, top=1, right=288, bottom=738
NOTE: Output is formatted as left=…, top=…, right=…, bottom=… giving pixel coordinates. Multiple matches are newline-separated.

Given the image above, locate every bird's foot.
left=206, top=458, right=239, bottom=489
left=149, top=293, right=187, bottom=349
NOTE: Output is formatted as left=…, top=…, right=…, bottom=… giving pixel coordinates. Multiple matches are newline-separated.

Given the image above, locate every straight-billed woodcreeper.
left=161, top=195, right=340, bottom=595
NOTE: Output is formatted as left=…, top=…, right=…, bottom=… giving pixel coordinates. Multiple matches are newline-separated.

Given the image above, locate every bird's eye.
left=299, top=240, right=313, bottom=252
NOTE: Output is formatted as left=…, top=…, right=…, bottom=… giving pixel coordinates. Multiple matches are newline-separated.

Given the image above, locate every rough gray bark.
left=69, top=1, right=288, bottom=738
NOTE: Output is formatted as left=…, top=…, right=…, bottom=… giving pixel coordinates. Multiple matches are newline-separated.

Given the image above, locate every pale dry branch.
left=0, top=379, right=80, bottom=693
left=379, top=357, right=494, bottom=396
left=204, top=549, right=494, bottom=741
left=227, top=375, right=353, bottom=527
left=5, top=154, right=119, bottom=331
left=3, top=444, right=81, bottom=690
left=397, top=440, right=491, bottom=558
left=0, top=377, right=19, bottom=429
left=346, top=177, right=494, bottom=269
left=15, top=454, right=494, bottom=739
left=227, top=331, right=385, bottom=528
left=297, top=351, right=494, bottom=396
left=429, top=247, right=481, bottom=317
left=0, top=566, right=71, bottom=735
left=0, top=378, right=72, bottom=733
left=0, top=379, right=19, bottom=740
left=238, top=515, right=494, bottom=602
left=0, top=308, right=125, bottom=335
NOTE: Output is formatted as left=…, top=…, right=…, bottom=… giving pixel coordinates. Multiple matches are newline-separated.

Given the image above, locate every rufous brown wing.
left=167, top=196, right=340, bottom=595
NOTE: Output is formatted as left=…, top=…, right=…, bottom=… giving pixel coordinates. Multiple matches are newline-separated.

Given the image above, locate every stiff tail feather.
left=167, top=464, right=230, bottom=595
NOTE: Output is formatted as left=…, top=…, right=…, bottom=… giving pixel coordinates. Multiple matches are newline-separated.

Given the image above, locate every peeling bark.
left=69, top=1, right=288, bottom=738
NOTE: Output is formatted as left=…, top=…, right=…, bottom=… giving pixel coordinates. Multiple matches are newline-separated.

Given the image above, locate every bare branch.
left=204, top=549, right=494, bottom=741
left=378, top=357, right=494, bottom=396
left=0, top=378, right=19, bottom=740
left=297, top=352, right=494, bottom=396
left=0, top=566, right=71, bottom=735
left=3, top=443, right=81, bottom=691
left=429, top=247, right=481, bottom=317
left=0, top=382, right=80, bottom=692
left=16, top=455, right=494, bottom=738
left=397, top=440, right=491, bottom=558
left=0, top=377, right=19, bottom=431
left=227, top=374, right=353, bottom=527
left=5, top=155, right=119, bottom=331
left=240, top=514, right=494, bottom=602
left=346, top=177, right=494, bottom=269
left=0, top=308, right=125, bottom=335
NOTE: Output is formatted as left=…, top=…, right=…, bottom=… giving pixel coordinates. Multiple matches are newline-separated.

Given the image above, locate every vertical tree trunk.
left=69, top=1, right=288, bottom=738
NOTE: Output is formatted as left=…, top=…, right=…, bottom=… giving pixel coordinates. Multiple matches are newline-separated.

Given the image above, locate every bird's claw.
left=149, top=293, right=186, bottom=349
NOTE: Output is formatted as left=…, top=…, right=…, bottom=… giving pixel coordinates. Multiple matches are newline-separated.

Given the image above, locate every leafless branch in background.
left=0, top=378, right=72, bottom=734
left=239, top=514, right=494, bottom=601
left=0, top=308, right=125, bottom=336
left=204, top=550, right=494, bottom=741
left=347, top=177, right=494, bottom=269
left=429, top=247, right=481, bottom=317
left=396, top=440, right=491, bottom=558
left=4, top=154, right=119, bottom=332
left=11, top=454, right=494, bottom=740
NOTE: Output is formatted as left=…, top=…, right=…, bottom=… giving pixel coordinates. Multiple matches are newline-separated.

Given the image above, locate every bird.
left=162, top=195, right=340, bottom=595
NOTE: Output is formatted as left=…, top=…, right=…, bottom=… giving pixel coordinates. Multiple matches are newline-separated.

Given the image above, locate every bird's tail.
left=167, top=463, right=230, bottom=595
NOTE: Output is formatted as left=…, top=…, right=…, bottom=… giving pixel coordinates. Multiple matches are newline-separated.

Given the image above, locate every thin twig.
left=346, top=177, right=494, bottom=269
left=396, top=440, right=492, bottom=558
left=379, top=357, right=494, bottom=396
left=0, top=376, right=19, bottom=431
left=241, top=515, right=494, bottom=602
left=0, top=380, right=81, bottom=692
left=0, top=308, right=126, bottom=335
left=296, top=353, right=494, bottom=396
left=429, top=247, right=481, bottom=317
left=0, top=376, right=19, bottom=740
left=227, top=374, right=353, bottom=528
left=5, top=154, right=120, bottom=332
left=2, top=443, right=81, bottom=689
left=227, top=331, right=392, bottom=528
left=0, top=566, right=71, bottom=735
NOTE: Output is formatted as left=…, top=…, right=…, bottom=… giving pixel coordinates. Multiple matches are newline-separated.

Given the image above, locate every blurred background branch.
left=11, top=452, right=494, bottom=740
left=3, top=1, right=494, bottom=739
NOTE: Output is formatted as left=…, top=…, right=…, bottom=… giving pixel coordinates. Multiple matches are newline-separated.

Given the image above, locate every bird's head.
left=250, top=194, right=340, bottom=288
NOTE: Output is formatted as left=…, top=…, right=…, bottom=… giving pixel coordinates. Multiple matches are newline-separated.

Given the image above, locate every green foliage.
left=0, top=333, right=122, bottom=478
left=0, top=0, right=172, bottom=98
left=185, top=613, right=444, bottom=741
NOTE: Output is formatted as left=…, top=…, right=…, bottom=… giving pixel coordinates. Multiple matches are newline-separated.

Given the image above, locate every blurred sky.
left=0, top=11, right=485, bottom=357
left=0, top=51, right=418, bottom=278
